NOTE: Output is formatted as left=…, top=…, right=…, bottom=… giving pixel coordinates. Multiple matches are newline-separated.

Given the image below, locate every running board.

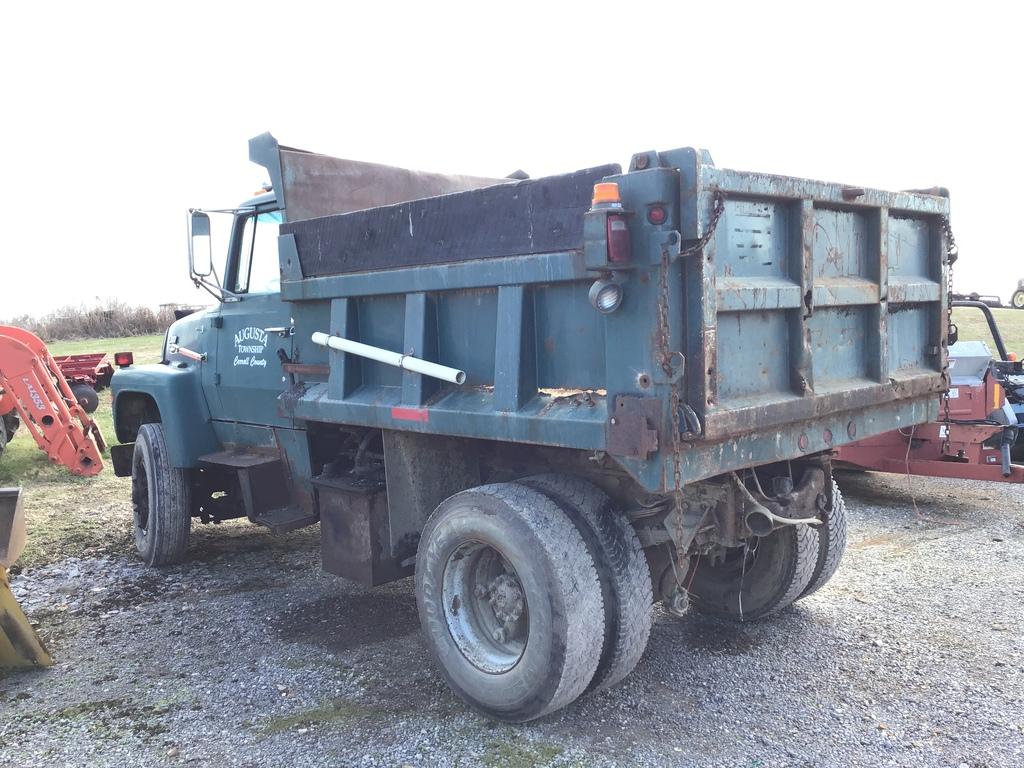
left=198, top=451, right=317, bottom=532
left=253, top=506, right=318, bottom=534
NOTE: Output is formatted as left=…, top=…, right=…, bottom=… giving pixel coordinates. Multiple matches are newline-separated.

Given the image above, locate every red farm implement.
left=835, top=301, right=1024, bottom=483
left=51, top=352, right=114, bottom=414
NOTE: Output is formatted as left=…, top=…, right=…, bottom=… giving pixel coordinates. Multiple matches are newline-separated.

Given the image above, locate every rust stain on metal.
left=607, top=395, right=660, bottom=459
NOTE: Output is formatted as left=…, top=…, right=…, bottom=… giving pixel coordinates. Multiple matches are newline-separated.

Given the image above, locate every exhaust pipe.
left=731, top=473, right=822, bottom=537
left=744, top=506, right=821, bottom=537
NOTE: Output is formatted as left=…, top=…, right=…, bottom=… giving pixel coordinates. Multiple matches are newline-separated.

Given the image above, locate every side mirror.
left=188, top=210, right=213, bottom=277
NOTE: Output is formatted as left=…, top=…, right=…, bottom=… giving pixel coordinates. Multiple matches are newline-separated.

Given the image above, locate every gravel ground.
left=2, top=470, right=1023, bottom=767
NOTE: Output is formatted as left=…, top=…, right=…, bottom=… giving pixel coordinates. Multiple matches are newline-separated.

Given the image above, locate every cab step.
left=198, top=450, right=317, bottom=531
left=253, top=506, right=318, bottom=534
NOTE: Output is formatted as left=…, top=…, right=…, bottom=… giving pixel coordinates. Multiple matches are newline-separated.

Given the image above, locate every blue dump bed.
left=259, top=141, right=949, bottom=493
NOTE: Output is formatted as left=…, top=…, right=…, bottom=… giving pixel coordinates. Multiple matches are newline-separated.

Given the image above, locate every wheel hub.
left=485, top=573, right=525, bottom=626
left=442, top=541, right=530, bottom=674
left=132, top=461, right=150, bottom=534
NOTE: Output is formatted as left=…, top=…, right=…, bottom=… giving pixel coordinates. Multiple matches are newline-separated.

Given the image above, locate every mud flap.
left=0, top=487, right=52, bottom=670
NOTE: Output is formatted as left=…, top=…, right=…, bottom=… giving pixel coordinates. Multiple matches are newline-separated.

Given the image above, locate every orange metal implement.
left=0, top=326, right=105, bottom=476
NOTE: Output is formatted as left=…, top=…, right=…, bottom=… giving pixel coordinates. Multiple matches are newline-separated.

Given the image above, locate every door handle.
left=264, top=327, right=295, bottom=338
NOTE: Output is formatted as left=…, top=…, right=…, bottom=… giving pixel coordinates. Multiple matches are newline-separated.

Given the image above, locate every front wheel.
left=131, top=423, right=191, bottom=566
left=415, top=483, right=604, bottom=722
left=686, top=523, right=818, bottom=622
left=1013, top=290, right=1024, bottom=310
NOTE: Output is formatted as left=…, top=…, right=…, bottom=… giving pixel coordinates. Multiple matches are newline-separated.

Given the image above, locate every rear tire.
left=131, top=423, right=191, bottom=566
left=1013, top=290, right=1024, bottom=309
left=517, top=473, right=652, bottom=692
left=797, top=480, right=848, bottom=599
left=415, top=483, right=604, bottom=722
left=70, top=383, right=99, bottom=414
left=687, top=523, right=817, bottom=622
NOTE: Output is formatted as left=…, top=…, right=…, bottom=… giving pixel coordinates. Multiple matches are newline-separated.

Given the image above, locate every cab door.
left=212, top=209, right=293, bottom=428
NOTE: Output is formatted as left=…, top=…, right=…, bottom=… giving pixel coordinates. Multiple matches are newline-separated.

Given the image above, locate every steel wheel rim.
left=132, top=458, right=150, bottom=535
left=703, top=537, right=763, bottom=578
left=442, top=540, right=529, bottom=674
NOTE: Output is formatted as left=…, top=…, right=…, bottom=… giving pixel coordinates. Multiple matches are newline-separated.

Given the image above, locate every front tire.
left=131, top=423, right=191, bottom=566
left=415, top=483, right=604, bottom=722
left=687, top=523, right=817, bottom=622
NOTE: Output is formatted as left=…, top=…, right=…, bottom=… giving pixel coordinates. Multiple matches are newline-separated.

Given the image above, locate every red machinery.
left=0, top=325, right=105, bottom=476
left=51, top=352, right=114, bottom=414
left=835, top=302, right=1022, bottom=483
left=52, top=352, right=114, bottom=387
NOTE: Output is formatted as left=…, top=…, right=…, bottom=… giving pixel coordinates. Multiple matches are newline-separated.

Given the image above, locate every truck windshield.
left=233, top=211, right=282, bottom=294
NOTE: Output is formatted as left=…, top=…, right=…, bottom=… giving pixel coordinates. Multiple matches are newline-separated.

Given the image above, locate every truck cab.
left=110, top=187, right=317, bottom=544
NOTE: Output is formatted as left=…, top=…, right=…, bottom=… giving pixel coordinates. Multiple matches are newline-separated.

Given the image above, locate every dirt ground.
left=2, top=467, right=1023, bottom=767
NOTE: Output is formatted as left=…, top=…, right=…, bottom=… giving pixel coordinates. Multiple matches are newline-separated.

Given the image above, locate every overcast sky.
left=2, top=2, right=1019, bottom=318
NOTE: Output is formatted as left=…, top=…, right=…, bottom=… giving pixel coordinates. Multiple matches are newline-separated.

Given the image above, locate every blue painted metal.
left=116, top=134, right=951, bottom=495
left=111, top=362, right=220, bottom=468
left=261, top=139, right=949, bottom=492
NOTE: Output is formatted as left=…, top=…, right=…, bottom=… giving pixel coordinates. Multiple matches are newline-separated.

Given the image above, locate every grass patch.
left=47, top=334, right=165, bottom=365
left=951, top=306, right=1024, bottom=357
left=263, top=698, right=383, bottom=733
left=481, top=736, right=564, bottom=768
left=10, top=696, right=175, bottom=740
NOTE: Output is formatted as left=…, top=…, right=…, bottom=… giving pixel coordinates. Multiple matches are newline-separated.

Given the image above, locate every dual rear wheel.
left=415, top=474, right=849, bottom=720
left=415, top=476, right=653, bottom=722
left=685, top=479, right=848, bottom=621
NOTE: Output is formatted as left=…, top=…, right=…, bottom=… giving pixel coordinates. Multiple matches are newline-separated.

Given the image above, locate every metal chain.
left=939, top=214, right=958, bottom=454
left=655, top=191, right=726, bottom=567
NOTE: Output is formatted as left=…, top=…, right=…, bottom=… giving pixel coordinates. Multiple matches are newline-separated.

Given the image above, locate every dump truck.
left=109, top=134, right=952, bottom=721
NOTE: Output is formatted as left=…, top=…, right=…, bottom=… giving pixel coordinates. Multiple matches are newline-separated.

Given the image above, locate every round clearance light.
left=589, top=279, right=623, bottom=314
left=647, top=205, right=667, bottom=225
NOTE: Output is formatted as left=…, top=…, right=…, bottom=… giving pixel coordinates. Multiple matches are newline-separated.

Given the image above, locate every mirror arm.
left=191, top=273, right=240, bottom=303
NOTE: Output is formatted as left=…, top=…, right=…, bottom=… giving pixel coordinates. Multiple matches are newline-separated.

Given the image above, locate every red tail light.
left=606, top=214, right=631, bottom=264
left=114, top=352, right=134, bottom=368
left=647, top=205, right=667, bottom=225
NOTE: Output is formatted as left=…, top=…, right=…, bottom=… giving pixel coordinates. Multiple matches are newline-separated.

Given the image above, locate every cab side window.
left=233, top=212, right=282, bottom=294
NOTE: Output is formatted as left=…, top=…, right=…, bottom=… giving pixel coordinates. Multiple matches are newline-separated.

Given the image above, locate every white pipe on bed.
left=311, top=331, right=466, bottom=385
